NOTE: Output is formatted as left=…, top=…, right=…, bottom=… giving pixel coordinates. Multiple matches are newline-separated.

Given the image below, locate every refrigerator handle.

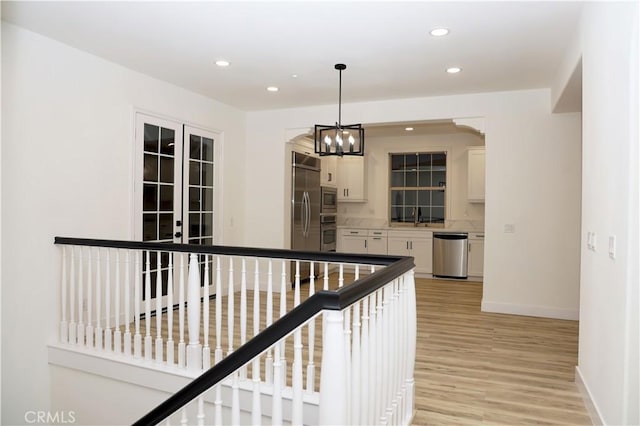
left=307, top=192, right=311, bottom=236
left=304, top=191, right=310, bottom=237
left=301, top=191, right=307, bottom=237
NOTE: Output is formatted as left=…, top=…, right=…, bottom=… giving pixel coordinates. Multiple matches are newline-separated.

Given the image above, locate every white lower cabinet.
left=338, top=229, right=368, bottom=254
left=468, top=233, right=485, bottom=277
left=387, top=230, right=433, bottom=274
left=367, top=230, right=388, bottom=255
left=337, top=229, right=388, bottom=255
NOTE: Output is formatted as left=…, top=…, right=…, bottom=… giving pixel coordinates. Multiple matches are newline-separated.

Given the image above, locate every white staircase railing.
left=54, top=237, right=416, bottom=425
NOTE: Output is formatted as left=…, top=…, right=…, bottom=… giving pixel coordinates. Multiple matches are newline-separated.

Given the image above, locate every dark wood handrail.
left=54, top=236, right=401, bottom=265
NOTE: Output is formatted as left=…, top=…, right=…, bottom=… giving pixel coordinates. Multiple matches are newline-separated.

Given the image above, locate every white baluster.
left=360, top=296, right=370, bottom=425
left=240, top=258, right=247, bottom=379
left=375, top=289, right=384, bottom=423
left=387, top=280, right=398, bottom=423
left=265, top=260, right=274, bottom=384
left=144, top=251, right=152, bottom=360
left=323, top=261, right=329, bottom=291
left=292, top=260, right=303, bottom=424
left=381, top=285, right=391, bottom=424
left=398, top=275, right=407, bottom=424
left=214, top=384, right=223, bottom=426
left=86, top=248, right=94, bottom=348
left=227, top=258, right=235, bottom=357
left=60, top=246, right=68, bottom=343
left=306, top=262, right=316, bottom=393
left=232, top=372, right=240, bottom=425
left=197, top=396, right=205, bottom=426
left=253, top=259, right=261, bottom=338
left=213, top=257, right=222, bottom=426
left=202, top=255, right=210, bottom=370
left=319, top=310, right=347, bottom=425
left=369, top=290, right=382, bottom=423
left=393, top=278, right=406, bottom=423
left=272, top=342, right=283, bottom=426
left=95, top=250, right=103, bottom=350
left=344, top=306, right=352, bottom=422
left=252, top=259, right=262, bottom=425
left=338, top=263, right=344, bottom=288
left=124, top=250, right=132, bottom=357
left=279, top=260, right=287, bottom=388
left=105, top=249, right=112, bottom=351
left=69, top=247, right=76, bottom=344
left=77, top=247, right=85, bottom=345
left=352, top=300, right=361, bottom=425
left=180, top=407, right=187, bottom=426
left=115, top=250, right=122, bottom=354
left=178, top=254, right=186, bottom=367
left=187, top=253, right=202, bottom=371
left=214, top=256, right=222, bottom=364
left=166, top=252, right=174, bottom=365
left=133, top=251, right=142, bottom=358
left=155, top=251, right=163, bottom=362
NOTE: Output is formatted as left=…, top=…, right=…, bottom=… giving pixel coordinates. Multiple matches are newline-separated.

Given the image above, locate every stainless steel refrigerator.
left=291, top=152, right=321, bottom=280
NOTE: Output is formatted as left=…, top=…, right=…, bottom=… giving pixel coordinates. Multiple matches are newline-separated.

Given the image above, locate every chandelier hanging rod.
left=336, top=63, right=346, bottom=127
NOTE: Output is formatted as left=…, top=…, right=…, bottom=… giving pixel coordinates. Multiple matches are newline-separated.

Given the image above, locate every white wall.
left=338, top=130, right=485, bottom=225
left=1, top=23, right=246, bottom=425
left=577, top=2, right=639, bottom=425
left=245, top=89, right=582, bottom=321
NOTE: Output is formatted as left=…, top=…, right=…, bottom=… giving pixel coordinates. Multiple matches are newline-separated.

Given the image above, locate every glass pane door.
left=136, top=114, right=183, bottom=306
left=183, top=125, right=217, bottom=289
left=136, top=116, right=220, bottom=307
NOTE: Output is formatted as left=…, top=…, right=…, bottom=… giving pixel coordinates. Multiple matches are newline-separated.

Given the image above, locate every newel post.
left=319, top=309, right=347, bottom=425
left=187, top=253, right=202, bottom=371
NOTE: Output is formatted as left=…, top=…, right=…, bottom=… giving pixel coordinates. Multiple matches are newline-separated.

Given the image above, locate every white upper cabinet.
left=467, top=148, right=485, bottom=203
left=320, top=156, right=338, bottom=188
left=337, top=156, right=366, bottom=202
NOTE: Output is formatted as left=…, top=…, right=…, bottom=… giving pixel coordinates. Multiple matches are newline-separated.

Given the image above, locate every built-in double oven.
left=320, top=186, right=337, bottom=252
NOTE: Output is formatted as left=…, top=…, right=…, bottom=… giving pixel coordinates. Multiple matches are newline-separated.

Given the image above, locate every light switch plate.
left=592, top=232, right=597, bottom=251
left=609, top=235, right=616, bottom=259
left=504, top=224, right=515, bottom=233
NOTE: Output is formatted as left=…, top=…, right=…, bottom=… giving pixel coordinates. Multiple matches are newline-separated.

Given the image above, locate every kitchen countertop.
left=337, top=217, right=484, bottom=234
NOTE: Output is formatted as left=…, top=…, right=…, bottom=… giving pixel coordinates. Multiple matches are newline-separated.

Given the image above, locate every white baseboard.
left=481, top=300, right=579, bottom=320
left=575, top=366, right=604, bottom=425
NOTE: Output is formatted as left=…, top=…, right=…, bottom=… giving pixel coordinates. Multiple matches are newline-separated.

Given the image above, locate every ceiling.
left=2, top=1, right=584, bottom=112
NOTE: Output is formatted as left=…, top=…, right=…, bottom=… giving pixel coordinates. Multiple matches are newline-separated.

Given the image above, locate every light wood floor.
left=142, top=276, right=591, bottom=425
left=412, top=278, right=590, bottom=425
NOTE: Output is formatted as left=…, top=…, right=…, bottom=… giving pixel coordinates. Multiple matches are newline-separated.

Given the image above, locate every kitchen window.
left=389, top=152, right=446, bottom=226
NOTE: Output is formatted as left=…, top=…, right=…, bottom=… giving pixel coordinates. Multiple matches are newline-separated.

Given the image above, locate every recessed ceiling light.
left=405, top=127, right=414, bottom=131
left=266, top=86, right=279, bottom=92
left=215, top=60, right=230, bottom=67
left=430, top=28, right=449, bottom=37
left=291, top=74, right=299, bottom=78
left=446, top=67, right=462, bottom=74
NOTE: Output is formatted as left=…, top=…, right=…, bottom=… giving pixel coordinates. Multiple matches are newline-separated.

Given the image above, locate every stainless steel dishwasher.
left=433, top=232, right=469, bottom=279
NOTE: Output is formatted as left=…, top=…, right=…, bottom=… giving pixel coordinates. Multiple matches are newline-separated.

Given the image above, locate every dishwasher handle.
left=434, top=233, right=468, bottom=240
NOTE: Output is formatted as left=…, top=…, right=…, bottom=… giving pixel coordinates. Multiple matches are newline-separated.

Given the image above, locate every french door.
left=134, top=112, right=218, bottom=307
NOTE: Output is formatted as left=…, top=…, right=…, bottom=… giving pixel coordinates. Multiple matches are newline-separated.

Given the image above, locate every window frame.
left=388, top=151, right=447, bottom=227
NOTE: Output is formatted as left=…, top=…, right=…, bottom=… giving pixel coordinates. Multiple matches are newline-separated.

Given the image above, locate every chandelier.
left=314, top=64, right=364, bottom=156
